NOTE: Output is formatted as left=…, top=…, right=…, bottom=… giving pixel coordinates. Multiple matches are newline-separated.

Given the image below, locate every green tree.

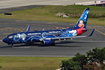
left=61, top=59, right=81, bottom=70
left=61, top=47, right=105, bottom=70
left=61, top=53, right=86, bottom=70
left=72, top=53, right=87, bottom=70
left=86, top=47, right=105, bottom=63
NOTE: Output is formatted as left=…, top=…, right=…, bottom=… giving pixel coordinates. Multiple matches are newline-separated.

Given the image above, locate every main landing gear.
left=9, top=44, right=14, bottom=48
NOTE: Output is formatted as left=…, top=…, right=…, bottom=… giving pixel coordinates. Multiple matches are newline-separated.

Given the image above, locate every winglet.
left=88, top=29, right=95, bottom=37
left=26, top=24, right=30, bottom=32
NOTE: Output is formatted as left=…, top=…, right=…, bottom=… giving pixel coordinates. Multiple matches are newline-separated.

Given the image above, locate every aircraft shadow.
left=0, top=41, right=88, bottom=48
left=0, top=46, right=14, bottom=48
left=56, top=41, right=87, bottom=44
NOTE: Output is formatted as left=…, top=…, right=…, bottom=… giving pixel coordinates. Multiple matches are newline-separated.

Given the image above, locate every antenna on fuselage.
left=26, top=24, right=30, bottom=32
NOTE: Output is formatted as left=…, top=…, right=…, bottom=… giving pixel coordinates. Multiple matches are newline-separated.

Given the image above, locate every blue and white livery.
left=3, top=8, right=95, bottom=47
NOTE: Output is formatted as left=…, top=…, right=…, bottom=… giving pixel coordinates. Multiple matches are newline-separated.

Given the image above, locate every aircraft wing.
left=51, top=29, right=95, bottom=40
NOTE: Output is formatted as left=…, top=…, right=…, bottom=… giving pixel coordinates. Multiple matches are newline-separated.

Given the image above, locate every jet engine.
left=41, top=39, right=54, bottom=45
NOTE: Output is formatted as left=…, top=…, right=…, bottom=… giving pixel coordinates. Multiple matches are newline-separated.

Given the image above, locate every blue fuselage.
left=3, top=28, right=77, bottom=45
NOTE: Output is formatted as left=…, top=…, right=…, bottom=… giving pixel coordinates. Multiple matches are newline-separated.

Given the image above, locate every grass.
left=0, top=5, right=104, bottom=69
left=0, top=57, right=70, bottom=70
left=0, top=5, right=105, bottom=26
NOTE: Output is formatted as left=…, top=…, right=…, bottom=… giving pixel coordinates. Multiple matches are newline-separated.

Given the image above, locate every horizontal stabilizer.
left=88, top=29, right=95, bottom=37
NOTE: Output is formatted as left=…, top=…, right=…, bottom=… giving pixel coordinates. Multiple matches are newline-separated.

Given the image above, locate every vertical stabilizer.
left=70, top=8, right=89, bottom=30
left=75, top=8, right=89, bottom=29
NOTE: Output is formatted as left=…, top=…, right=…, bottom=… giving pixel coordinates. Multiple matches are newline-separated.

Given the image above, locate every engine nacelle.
left=41, top=39, right=53, bottom=45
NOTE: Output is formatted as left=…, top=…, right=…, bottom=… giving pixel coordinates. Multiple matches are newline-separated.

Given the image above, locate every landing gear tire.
left=10, top=44, right=13, bottom=48
left=51, top=40, right=55, bottom=46
left=51, top=43, right=55, bottom=46
left=8, top=44, right=14, bottom=48
left=12, top=45, right=13, bottom=48
left=41, top=41, right=45, bottom=46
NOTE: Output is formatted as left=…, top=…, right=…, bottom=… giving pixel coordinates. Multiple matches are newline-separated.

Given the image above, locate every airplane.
left=3, top=8, right=95, bottom=47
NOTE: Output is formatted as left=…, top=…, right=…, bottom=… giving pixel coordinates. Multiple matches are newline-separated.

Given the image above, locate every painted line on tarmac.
left=81, top=41, right=105, bottom=42
left=61, top=40, right=105, bottom=43
left=95, top=29, right=105, bottom=35
left=87, top=26, right=105, bottom=35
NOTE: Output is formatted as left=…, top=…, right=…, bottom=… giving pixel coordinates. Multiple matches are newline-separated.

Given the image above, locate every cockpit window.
left=7, top=36, right=13, bottom=38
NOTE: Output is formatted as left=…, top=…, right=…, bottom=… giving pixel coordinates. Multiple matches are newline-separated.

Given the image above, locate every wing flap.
left=51, top=29, right=95, bottom=40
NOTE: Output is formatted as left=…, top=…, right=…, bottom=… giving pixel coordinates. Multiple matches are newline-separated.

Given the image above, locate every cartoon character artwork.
left=14, top=33, right=26, bottom=43
left=78, top=20, right=84, bottom=28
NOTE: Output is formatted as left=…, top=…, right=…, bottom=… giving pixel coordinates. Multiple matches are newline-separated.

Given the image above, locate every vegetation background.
left=0, top=5, right=105, bottom=70
left=0, top=5, right=105, bottom=26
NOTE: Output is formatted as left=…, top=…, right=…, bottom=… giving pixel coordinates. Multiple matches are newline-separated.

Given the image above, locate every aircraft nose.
left=3, top=38, right=13, bottom=44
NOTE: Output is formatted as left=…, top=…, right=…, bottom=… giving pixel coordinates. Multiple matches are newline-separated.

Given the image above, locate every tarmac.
left=0, top=18, right=105, bottom=57
left=0, top=0, right=99, bottom=9
left=0, top=4, right=104, bottom=57
left=0, top=0, right=105, bottom=57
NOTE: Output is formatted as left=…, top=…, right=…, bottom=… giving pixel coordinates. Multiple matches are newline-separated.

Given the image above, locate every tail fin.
left=71, top=8, right=89, bottom=29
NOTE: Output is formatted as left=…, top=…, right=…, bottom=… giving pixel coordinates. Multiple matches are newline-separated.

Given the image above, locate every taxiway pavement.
left=0, top=5, right=105, bottom=57
left=0, top=18, right=105, bottom=57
